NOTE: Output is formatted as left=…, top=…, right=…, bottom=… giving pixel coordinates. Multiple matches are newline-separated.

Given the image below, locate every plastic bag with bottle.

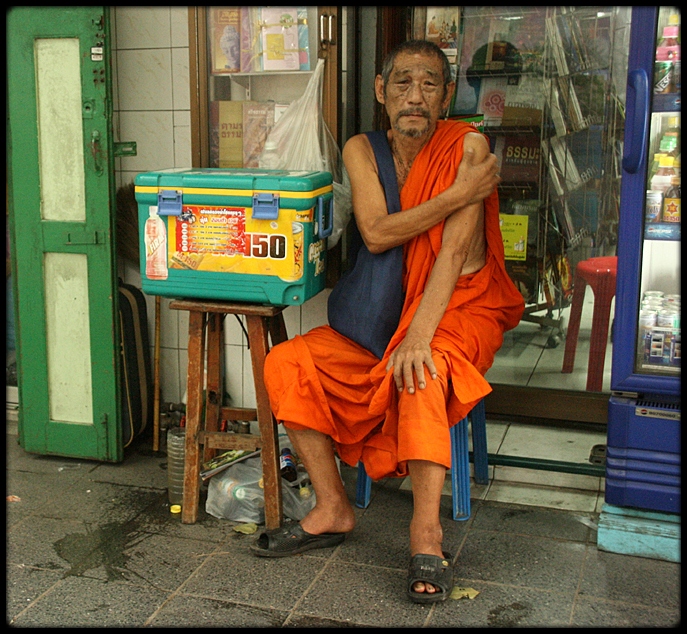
left=205, top=454, right=317, bottom=524
left=258, top=57, right=352, bottom=249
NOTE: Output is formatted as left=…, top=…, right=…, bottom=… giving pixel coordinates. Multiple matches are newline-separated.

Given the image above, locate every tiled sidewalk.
left=6, top=430, right=680, bottom=627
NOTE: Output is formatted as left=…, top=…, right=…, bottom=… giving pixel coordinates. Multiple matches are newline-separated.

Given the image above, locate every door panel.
left=7, top=7, right=121, bottom=461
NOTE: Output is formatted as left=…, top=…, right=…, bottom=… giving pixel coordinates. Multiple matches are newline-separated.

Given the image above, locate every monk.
left=252, top=39, right=525, bottom=604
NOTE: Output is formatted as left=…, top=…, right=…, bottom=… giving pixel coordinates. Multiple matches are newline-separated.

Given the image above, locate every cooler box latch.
left=157, top=189, right=183, bottom=216
left=316, top=196, right=334, bottom=239
left=252, top=192, right=280, bottom=220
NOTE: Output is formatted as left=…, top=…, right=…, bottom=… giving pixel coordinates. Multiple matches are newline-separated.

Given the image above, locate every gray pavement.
left=6, top=429, right=681, bottom=627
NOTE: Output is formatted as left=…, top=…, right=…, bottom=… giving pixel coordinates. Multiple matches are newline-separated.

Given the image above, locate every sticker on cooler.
left=145, top=206, right=169, bottom=280
left=167, top=204, right=322, bottom=281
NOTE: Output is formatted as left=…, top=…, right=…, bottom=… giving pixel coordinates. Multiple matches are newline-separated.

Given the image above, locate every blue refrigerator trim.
left=611, top=5, right=680, bottom=398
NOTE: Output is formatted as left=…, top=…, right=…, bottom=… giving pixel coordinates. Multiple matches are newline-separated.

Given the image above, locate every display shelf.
left=450, top=6, right=626, bottom=340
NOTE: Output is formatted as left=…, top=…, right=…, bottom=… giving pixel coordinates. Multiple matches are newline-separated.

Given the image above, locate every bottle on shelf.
left=664, top=116, right=680, bottom=152
left=659, top=133, right=678, bottom=158
left=654, top=14, right=680, bottom=94
left=645, top=190, right=663, bottom=223
left=662, top=176, right=681, bottom=223
left=650, top=155, right=677, bottom=194
left=667, top=14, right=681, bottom=93
left=649, top=152, right=667, bottom=183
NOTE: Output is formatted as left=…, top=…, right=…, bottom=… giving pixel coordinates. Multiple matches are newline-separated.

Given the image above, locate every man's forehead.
left=391, top=53, right=443, bottom=77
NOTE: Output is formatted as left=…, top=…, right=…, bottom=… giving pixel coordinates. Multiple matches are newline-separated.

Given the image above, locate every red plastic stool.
left=562, top=256, right=617, bottom=392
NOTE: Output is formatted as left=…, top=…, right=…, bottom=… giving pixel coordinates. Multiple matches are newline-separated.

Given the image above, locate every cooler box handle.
left=252, top=192, right=280, bottom=220
left=157, top=190, right=183, bottom=216
left=317, top=196, right=333, bottom=239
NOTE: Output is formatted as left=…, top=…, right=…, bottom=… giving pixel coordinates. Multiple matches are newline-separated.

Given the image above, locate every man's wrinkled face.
left=376, top=52, right=455, bottom=139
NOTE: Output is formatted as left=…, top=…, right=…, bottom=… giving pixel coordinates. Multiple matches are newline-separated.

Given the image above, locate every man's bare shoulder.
left=462, top=131, right=490, bottom=161
left=343, top=133, right=377, bottom=175
left=343, top=133, right=373, bottom=160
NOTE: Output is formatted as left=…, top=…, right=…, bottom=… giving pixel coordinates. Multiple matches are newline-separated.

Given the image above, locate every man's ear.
left=374, top=75, right=386, bottom=105
left=442, top=81, right=456, bottom=114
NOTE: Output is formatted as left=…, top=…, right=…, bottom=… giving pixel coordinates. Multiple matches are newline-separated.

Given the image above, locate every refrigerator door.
left=612, top=6, right=681, bottom=397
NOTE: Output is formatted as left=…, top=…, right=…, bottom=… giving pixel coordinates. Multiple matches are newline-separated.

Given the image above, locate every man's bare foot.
left=299, top=496, right=356, bottom=536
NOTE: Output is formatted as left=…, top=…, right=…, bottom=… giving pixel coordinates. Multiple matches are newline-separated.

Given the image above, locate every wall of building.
left=110, top=6, right=330, bottom=410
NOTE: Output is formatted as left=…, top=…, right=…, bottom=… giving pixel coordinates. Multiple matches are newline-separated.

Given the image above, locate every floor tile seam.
left=450, top=576, right=581, bottom=598
left=464, top=525, right=594, bottom=545
left=135, top=527, right=238, bottom=544
left=453, top=577, right=681, bottom=615
left=571, top=592, right=682, bottom=615
left=159, top=557, right=344, bottom=623
left=283, top=544, right=348, bottom=620
left=303, top=555, right=410, bottom=575
left=477, top=500, right=602, bottom=517
left=7, top=575, right=71, bottom=626
left=8, top=465, right=100, bottom=480
left=489, top=468, right=603, bottom=487
left=141, top=541, right=228, bottom=627
left=82, top=480, right=168, bottom=493
left=6, top=512, right=41, bottom=532
left=286, top=610, right=369, bottom=628
left=450, top=515, right=477, bottom=558
left=165, top=588, right=302, bottom=622
left=489, top=472, right=603, bottom=492
left=568, top=541, right=594, bottom=626
left=6, top=561, right=71, bottom=577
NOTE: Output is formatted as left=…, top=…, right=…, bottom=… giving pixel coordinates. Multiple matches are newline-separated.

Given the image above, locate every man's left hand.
left=386, top=337, right=437, bottom=394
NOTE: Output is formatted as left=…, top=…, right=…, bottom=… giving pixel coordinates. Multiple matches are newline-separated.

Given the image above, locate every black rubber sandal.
left=407, top=552, right=454, bottom=604
left=250, top=523, right=346, bottom=558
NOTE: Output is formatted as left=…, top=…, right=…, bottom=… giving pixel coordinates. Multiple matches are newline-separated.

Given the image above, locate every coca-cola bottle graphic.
left=144, top=206, right=168, bottom=280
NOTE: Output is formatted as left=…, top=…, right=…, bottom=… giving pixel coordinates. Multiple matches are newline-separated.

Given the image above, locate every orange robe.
left=264, top=120, right=524, bottom=480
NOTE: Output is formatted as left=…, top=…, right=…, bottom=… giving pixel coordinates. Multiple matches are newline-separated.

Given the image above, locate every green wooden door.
left=7, top=7, right=122, bottom=461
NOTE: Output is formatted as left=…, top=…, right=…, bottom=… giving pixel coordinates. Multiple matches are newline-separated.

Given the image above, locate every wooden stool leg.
left=268, top=312, right=288, bottom=347
left=204, top=313, right=224, bottom=464
left=246, top=314, right=283, bottom=530
left=182, top=310, right=206, bottom=524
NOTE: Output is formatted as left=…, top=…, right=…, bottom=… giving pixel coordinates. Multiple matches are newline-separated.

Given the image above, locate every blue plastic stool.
left=355, top=399, right=488, bottom=521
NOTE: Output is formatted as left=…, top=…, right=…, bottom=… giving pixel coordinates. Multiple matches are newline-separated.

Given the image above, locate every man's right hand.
left=453, top=143, right=501, bottom=206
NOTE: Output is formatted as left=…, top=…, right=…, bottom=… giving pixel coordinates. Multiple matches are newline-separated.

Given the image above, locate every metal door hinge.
left=114, top=141, right=137, bottom=157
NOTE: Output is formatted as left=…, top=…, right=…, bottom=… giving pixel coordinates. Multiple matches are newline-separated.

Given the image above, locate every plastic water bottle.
left=650, top=155, right=677, bottom=194
left=167, top=427, right=186, bottom=505
left=259, top=140, right=281, bottom=170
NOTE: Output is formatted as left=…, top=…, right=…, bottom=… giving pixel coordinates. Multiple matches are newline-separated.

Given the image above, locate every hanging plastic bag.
left=259, top=58, right=352, bottom=249
left=205, top=455, right=316, bottom=523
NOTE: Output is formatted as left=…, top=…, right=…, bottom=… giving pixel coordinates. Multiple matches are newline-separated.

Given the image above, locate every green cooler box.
left=134, top=168, right=333, bottom=305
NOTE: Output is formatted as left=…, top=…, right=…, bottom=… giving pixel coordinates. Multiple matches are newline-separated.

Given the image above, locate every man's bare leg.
left=284, top=426, right=356, bottom=535
left=408, top=459, right=447, bottom=595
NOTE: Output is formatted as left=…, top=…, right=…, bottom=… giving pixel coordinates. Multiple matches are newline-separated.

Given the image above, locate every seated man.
left=252, top=39, right=524, bottom=603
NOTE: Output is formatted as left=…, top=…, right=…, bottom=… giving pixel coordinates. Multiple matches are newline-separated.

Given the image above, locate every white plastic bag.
left=205, top=455, right=316, bottom=523
left=259, top=58, right=352, bottom=249
left=205, top=456, right=265, bottom=524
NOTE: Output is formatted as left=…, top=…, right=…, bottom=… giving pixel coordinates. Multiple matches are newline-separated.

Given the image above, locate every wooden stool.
left=562, top=256, right=617, bottom=392
left=169, top=299, right=288, bottom=528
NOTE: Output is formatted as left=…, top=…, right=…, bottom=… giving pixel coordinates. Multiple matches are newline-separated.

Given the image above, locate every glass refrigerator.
left=606, top=6, right=680, bottom=514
